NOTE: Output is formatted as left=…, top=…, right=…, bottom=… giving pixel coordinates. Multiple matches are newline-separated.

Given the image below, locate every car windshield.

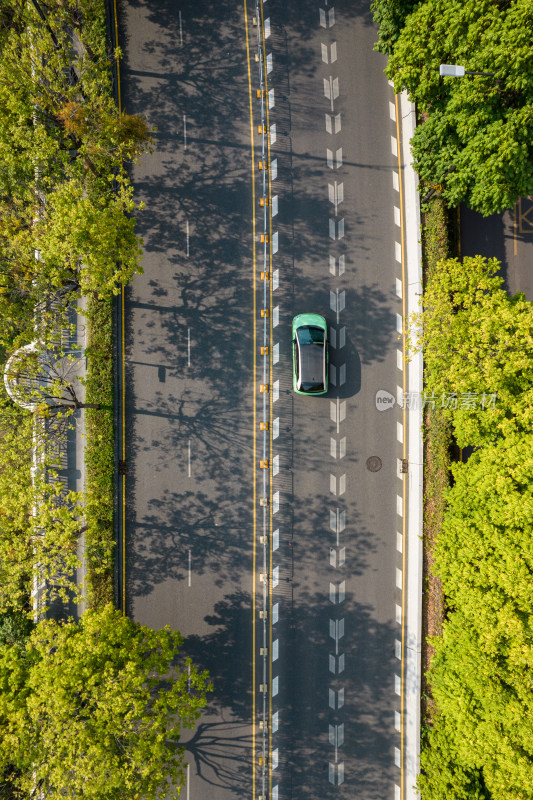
left=297, top=326, right=324, bottom=346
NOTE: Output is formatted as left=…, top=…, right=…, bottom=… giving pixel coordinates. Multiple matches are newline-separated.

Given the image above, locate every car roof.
left=299, top=339, right=324, bottom=385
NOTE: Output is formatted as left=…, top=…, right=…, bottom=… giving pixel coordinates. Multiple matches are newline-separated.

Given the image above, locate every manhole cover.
left=366, top=456, right=382, bottom=472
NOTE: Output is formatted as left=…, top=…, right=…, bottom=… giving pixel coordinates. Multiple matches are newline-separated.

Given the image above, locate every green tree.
left=419, top=711, right=489, bottom=800
left=386, top=0, right=533, bottom=214
left=37, top=179, right=144, bottom=297
left=425, top=611, right=533, bottom=800
left=0, top=383, right=86, bottom=613
left=0, top=609, right=34, bottom=647
left=419, top=432, right=533, bottom=800
left=0, top=0, right=149, bottom=302
left=371, top=0, right=423, bottom=56
left=414, top=254, right=533, bottom=445
left=0, top=606, right=211, bottom=800
left=435, top=434, right=533, bottom=673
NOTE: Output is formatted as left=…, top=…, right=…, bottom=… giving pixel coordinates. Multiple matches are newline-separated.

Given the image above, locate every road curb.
left=400, top=90, right=424, bottom=800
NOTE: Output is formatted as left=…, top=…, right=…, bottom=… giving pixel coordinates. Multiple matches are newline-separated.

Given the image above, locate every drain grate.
left=366, top=456, right=382, bottom=472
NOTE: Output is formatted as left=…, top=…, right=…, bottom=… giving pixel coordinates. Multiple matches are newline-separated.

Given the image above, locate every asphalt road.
left=460, top=200, right=533, bottom=299
left=118, top=2, right=407, bottom=799
left=266, top=3, right=402, bottom=799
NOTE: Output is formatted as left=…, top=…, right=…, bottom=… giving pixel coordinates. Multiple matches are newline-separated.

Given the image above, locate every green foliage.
left=437, top=435, right=533, bottom=665
left=419, top=252, right=533, bottom=800
left=385, top=0, right=533, bottom=214
left=0, top=0, right=146, bottom=614
left=419, top=436, right=533, bottom=799
left=371, top=0, right=423, bottom=56
left=0, top=382, right=85, bottom=613
left=419, top=709, right=489, bottom=800
left=421, top=193, right=452, bottom=272
left=83, top=296, right=114, bottom=608
left=416, top=254, right=533, bottom=446
left=0, top=610, right=34, bottom=648
left=0, top=0, right=149, bottom=333
left=38, top=179, right=142, bottom=298
left=0, top=605, right=211, bottom=800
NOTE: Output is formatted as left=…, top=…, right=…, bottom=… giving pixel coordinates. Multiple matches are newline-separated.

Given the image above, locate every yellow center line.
left=243, top=2, right=257, bottom=796
left=258, top=3, right=274, bottom=794
left=395, top=92, right=408, bottom=800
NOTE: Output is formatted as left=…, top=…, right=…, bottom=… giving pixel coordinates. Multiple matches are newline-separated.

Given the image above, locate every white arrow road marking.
left=321, top=42, right=338, bottom=63
left=329, top=581, right=346, bottom=603
left=328, top=181, right=344, bottom=215
left=325, top=113, right=342, bottom=134
left=329, top=255, right=345, bottom=275
left=329, top=546, right=346, bottom=567
left=330, top=399, right=346, bottom=431
left=323, top=77, right=339, bottom=111
left=330, top=288, right=346, bottom=321
left=320, top=7, right=336, bottom=27
left=329, top=218, right=344, bottom=240
left=329, top=723, right=344, bottom=747
left=329, top=618, right=345, bottom=647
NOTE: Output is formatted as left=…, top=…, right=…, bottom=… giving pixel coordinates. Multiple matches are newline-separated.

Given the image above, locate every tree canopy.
left=416, top=254, right=533, bottom=798
left=0, top=0, right=151, bottom=354
left=381, top=0, right=533, bottom=214
left=415, top=254, right=533, bottom=446
left=0, top=605, right=211, bottom=800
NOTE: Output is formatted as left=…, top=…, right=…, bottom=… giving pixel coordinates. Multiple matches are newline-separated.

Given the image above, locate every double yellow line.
left=244, top=1, right=273, bottom=797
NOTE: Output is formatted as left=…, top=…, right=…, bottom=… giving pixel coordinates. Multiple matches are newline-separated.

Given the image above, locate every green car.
left=292, top=313, right=328, bottom=395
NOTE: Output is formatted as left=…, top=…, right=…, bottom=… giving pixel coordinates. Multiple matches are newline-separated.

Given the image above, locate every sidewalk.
left=399, top=91, right=424, bottom=800
left=34, top=301, right=89, bottom=622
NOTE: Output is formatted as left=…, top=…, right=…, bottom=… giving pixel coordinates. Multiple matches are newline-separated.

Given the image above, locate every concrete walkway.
left=399, top=91, right=424, bottom=800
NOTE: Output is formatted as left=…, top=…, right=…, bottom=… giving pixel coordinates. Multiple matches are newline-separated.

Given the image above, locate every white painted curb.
left=401, top=90, right=424, bottom=800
